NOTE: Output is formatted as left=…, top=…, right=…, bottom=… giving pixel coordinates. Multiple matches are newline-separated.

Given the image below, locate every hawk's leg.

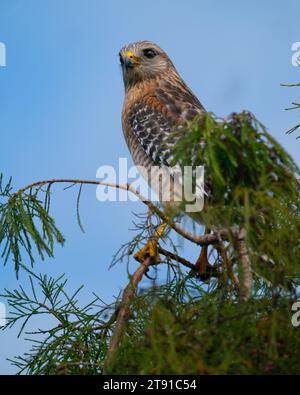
left=191, top=228, right=217, bottom=280
left=192, top=245, right=217, bottom=281
left=134, top=222, right=167, bottom=263
left=195, top=244, right=209, bottom=273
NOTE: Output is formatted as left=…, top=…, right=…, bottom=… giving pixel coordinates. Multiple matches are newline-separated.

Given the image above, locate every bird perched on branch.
left=119, top=40, right=208, bottom=272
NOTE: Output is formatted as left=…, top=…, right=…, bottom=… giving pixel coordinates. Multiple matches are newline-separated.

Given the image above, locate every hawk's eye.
left=119, top=53, right=124, bottom=65
left=143, top=49, right=157, bottom=59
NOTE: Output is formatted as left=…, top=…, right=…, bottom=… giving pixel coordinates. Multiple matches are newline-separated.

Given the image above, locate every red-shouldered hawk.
left=119, top=40, right=208, bottom=268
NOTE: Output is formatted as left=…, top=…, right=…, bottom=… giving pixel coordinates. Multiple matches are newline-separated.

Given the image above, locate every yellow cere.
left=126, top=51, right=141, bottom=64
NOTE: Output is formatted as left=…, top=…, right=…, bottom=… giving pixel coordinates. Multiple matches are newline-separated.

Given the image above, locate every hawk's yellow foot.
left=134, top=239, right=160, bottom=263
left=134, top=223, right=167, bottom=263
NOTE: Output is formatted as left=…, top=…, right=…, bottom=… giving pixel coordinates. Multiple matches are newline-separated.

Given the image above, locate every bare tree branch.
left=157, top=247, right=199, bottom=271
left=158, top=246, right=220, bottom=281
left=103, top=256, right=152, bottom=373
left=237, top=227, right=253, bottom=301
left=15, top=178, right=229, bottom=246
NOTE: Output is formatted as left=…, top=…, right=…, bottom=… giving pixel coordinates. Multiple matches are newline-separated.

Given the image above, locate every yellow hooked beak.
left=124, top=51, right=141, bottom=67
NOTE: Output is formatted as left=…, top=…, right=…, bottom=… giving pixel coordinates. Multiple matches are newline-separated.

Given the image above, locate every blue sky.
left=0, top=0, right=299, bottom=374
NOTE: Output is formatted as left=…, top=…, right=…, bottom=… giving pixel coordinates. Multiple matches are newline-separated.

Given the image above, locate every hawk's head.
left=119, top=41, right=175, bottom=90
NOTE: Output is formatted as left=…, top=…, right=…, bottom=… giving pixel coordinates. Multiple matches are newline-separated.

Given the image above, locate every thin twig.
left=15, top=178, right=229, bottom=246
left=215, top=236, right=239, bottom=289
left=158, top=246, right=221, bottom=281
left=103, top=256, right=152, bottom=373
left=158, top=246, right=199, bottom=271
left=237, top=227, right=253, bottom=301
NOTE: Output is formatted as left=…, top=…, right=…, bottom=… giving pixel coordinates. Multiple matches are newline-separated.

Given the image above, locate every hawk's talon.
left=144, top=268, right=156, bottom=280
